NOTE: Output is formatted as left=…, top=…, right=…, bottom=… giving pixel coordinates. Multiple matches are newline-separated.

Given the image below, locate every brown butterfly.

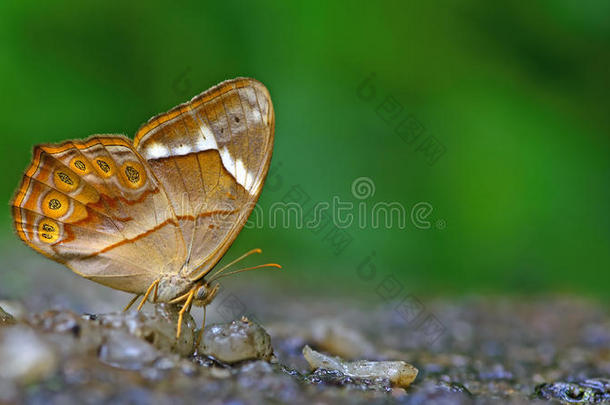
left=11, top=77, right=279, bottom=339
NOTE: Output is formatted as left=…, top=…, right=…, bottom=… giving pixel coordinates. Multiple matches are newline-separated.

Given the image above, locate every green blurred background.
left=1, top=1, right=609, bottom=301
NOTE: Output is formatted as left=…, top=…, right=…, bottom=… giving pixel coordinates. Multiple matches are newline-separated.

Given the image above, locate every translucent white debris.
left=303, top=345, right=418, bottom=388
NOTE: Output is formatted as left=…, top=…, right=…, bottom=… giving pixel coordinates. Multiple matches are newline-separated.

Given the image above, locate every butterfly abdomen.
left=156, top=274, right=194, bottom=303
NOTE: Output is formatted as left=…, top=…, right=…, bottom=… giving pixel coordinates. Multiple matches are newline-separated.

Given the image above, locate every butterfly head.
left=193, top=282, right=220, bottom=307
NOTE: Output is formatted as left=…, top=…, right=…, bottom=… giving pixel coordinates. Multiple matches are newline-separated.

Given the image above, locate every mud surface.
left=0, top=289, right=609, bottom=404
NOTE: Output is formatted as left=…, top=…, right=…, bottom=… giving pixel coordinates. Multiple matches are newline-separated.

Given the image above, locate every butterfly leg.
left=153, top=282, right=159, bottom=303
left=137, top=279, right=160, bottom=311
left=123, top=294, right=141, bottom=312
left=176, top=287, right=196, bottom=338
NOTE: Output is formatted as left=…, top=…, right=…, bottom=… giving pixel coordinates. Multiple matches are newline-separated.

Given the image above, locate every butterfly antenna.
left=209, top=263, right=282, bottom=282
left=207, top=248, right=263, bottom=280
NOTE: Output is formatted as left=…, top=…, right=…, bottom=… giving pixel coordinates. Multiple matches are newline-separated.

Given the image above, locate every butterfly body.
left=11, top=78, right=276, bottom=334
left=156, top=274, right=196, bottom=302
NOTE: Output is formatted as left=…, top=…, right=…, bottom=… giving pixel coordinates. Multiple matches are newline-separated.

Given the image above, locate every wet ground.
left=1, top=245, right=609, bottom=404
left=1, top=289, right=610, bottom=404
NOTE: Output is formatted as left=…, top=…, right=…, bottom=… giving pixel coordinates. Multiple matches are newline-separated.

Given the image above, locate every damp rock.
left=32, top=310, right=84, bottom=336
left=407, top=380, right=473, bottom=403
left=29, top=310, right=103, bottom=356
left=0, top=379, right=18, bottom=403
left=534, top=378, right=610, bottom=403
left=0, top=306, right=16, bottom=326
left=305, top=368, right=393, bottom=391
left=0, top=326, right=58, bottom=384
left=99, top=330, right=162, bottom=370
left=0, top=301, right=26, bottom=322
left=198, top=317, right=273, bottom=363
left=238, top=361, right=302, bottom=402
left=27, top=306, right=197, bottom=371
left=303, top=345, right=418, bottom=388
left=95, top=304, right=196, bottom=356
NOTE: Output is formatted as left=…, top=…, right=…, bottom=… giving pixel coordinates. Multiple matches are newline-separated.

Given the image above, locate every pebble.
left=0, top=306, right=16, bottom=326
left=0, top=301, right=26, bottom=321
left=535, top=378, right=610, bottom=402
left=198, top=317, right=273, bottom=363
left=95, top=304, right=196, bottom=356
left=0, top=326, right=58, bottom=384
left=0, top=379, right=18, bottom=403
left=309, top=318, right=376, bottom=359
left=99, top=330, right=161, bottom=370
left=30, top=310, right=102, bottom=356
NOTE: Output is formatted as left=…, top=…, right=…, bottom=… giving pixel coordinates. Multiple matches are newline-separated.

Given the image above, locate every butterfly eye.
left=120, top=161, right=146, bottom=189
left=37, top=219, right=60, bottom=243
left=195, top=285, right=208, bottom=300
left=42, top=191, right=69, bottom=218
left=53, top=169, right=79, bottom=193
left=93, top=157, right=115, bottom=178
left=70, top=157, right=90, bottom=174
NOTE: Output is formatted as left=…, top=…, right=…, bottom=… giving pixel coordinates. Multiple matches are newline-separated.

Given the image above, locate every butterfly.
left=11, top=77, right=280, bottom=339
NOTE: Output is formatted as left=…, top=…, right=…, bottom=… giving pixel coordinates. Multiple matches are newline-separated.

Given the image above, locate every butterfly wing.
left=11, top=136, right=187, bottom=293
left=134, top=77, right=275, bottom=280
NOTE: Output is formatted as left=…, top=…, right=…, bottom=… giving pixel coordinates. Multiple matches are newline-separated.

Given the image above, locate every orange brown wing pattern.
left=134, top=78, right=275, bottom=280
left=11, top=136, right=186, bottom=293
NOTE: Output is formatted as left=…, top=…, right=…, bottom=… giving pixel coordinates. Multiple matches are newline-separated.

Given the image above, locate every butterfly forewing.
left=134, top=78, right=275, bottom=280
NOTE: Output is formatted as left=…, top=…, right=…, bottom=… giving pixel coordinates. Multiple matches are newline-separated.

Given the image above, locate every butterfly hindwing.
left=11, top=136, right=187, bottom=293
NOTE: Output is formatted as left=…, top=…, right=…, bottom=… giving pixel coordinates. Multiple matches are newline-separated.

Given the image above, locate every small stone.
left=0, top=326, right=58, bottom=384
left=95, top=304, right=196, bottom=357
left=239, top=360, right=275, bottom=375
left=303, top=345, right=418, bottom=388
left=198, top=318, right=273, bottom=363
left=209, top=367, right=232, bottom=379
left=0, top=378, right=18, bottom=403
left=391, top=387, right=407, bottom=397
left=0, top=306, right=16, bottom=326
left=34, top=310, right=82, bottom=336
left=535, top=379, right=610, bottom=402
left=29, top=310, right=102, bottom=356
left=0, top=301, right=26, bottom=322
left=310, top=318, right=376, bottom=359
left=178, top=359, right=199, bottom=376
left=99, top=330, right=161, bottom=370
